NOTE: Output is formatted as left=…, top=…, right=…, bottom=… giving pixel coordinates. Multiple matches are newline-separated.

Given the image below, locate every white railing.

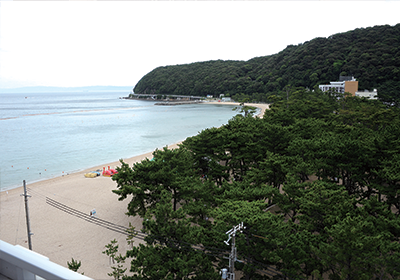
left=0, top=240, right=92, bottom=280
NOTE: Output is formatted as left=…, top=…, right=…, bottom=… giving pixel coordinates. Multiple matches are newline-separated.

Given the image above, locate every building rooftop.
left=339, top=76, right=356, bottom=81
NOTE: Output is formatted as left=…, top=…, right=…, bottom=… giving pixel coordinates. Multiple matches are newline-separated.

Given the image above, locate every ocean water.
left=0, top=91, right=238, bottom=191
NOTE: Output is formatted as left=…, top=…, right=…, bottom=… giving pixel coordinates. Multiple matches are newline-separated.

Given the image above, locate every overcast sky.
left=1, top=1, right=399, bottom=89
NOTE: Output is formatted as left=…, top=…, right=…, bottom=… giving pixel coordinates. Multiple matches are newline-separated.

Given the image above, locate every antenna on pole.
left=21, top=180, right=33, bottom=250
left=220, top=222, right=245, bottom=280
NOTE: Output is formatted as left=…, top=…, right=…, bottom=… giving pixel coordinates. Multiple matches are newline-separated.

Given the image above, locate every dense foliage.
left=111, top=90, right=400, bottom=279
left=133, top=24, right=400, bottom=105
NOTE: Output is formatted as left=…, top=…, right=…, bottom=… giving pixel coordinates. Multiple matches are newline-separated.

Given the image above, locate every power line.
left=26, top=188, right=299, bottom=279
left=46, top=196, right=137, bottom=236
left=27, top=188, right=148, bottom=240
left=47, top=195, right=228, bottom=256
left=27, top=188, right=227, bottom=254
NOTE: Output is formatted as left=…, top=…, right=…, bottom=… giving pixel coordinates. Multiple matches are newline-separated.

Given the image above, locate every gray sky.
left=1, top=1, right=399, bottom=89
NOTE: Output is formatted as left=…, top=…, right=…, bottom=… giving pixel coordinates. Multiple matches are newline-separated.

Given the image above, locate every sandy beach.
left=203, top=101, right=269, bottom=118
left=0, top=102, right=268, bottom=279
left=0, top=150, right=159, bottom=279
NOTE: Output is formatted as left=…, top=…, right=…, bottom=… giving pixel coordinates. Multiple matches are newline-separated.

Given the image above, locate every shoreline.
left=0, top=142, right=181, bottom=194
left=202, top=101, right=269, bottom=118
left=1, top=102, right=268, bottom=194
left=0, top=102, right=268, bottom=279
left=0, top=142, right=182, bottom=279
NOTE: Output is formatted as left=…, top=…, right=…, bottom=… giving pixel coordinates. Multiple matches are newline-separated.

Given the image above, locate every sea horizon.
left=0, top=85, right=133, bottom=94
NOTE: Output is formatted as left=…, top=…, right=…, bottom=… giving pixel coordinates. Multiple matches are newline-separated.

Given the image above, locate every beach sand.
left=0, top=150, right=159, bottom=279
left=0, top=103, right=268, bottom=279
left=203, top=101, right=269, bottom=118
left=0, top=146, right=182, bottom=279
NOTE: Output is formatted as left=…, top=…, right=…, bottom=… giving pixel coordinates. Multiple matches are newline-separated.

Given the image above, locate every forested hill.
left=111, top=88, right=400, bottom=279
left=133, top=23, right=400, bottom=103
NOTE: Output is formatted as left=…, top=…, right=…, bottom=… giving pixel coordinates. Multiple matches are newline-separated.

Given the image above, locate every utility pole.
left=220, top=222, right=245, bottom=280
left=21, top=180, right=33, bottom=250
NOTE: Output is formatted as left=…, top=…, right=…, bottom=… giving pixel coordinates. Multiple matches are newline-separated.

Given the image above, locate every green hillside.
left=133, top=24, right=400, bottom=103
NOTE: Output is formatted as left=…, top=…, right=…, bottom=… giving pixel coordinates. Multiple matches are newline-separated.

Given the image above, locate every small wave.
left=0, top=106, right=146, bottom=121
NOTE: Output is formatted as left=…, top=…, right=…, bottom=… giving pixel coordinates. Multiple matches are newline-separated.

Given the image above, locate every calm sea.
left=0, top=91, right=239, bottom=191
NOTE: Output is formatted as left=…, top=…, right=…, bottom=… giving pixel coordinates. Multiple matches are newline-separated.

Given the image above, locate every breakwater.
left=155, top=101, right=203, bottom=106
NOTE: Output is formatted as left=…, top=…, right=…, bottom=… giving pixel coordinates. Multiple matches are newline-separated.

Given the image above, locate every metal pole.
left=228, top=239, right=233, bottom=279
left=230, top=233, right=236, bottom=280
left=224, top=222, right=245, bottom=280
left=22, top=180, right=33, bottom=250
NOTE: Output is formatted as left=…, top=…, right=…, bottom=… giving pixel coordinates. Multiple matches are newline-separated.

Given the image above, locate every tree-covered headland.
left=111, top=87, right=400, bottom=279
left=133, top=24, right=400, bottom=106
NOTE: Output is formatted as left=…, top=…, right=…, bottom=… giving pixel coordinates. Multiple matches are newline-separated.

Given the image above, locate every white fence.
left=0, top=240, right=92, bottom=280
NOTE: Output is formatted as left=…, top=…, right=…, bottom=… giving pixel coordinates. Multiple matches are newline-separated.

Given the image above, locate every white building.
left=355, top=89, right=378, bottom=99
left=319, top=76, right=358, bottom=96
left=319, top=81, right=347, bottom=93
